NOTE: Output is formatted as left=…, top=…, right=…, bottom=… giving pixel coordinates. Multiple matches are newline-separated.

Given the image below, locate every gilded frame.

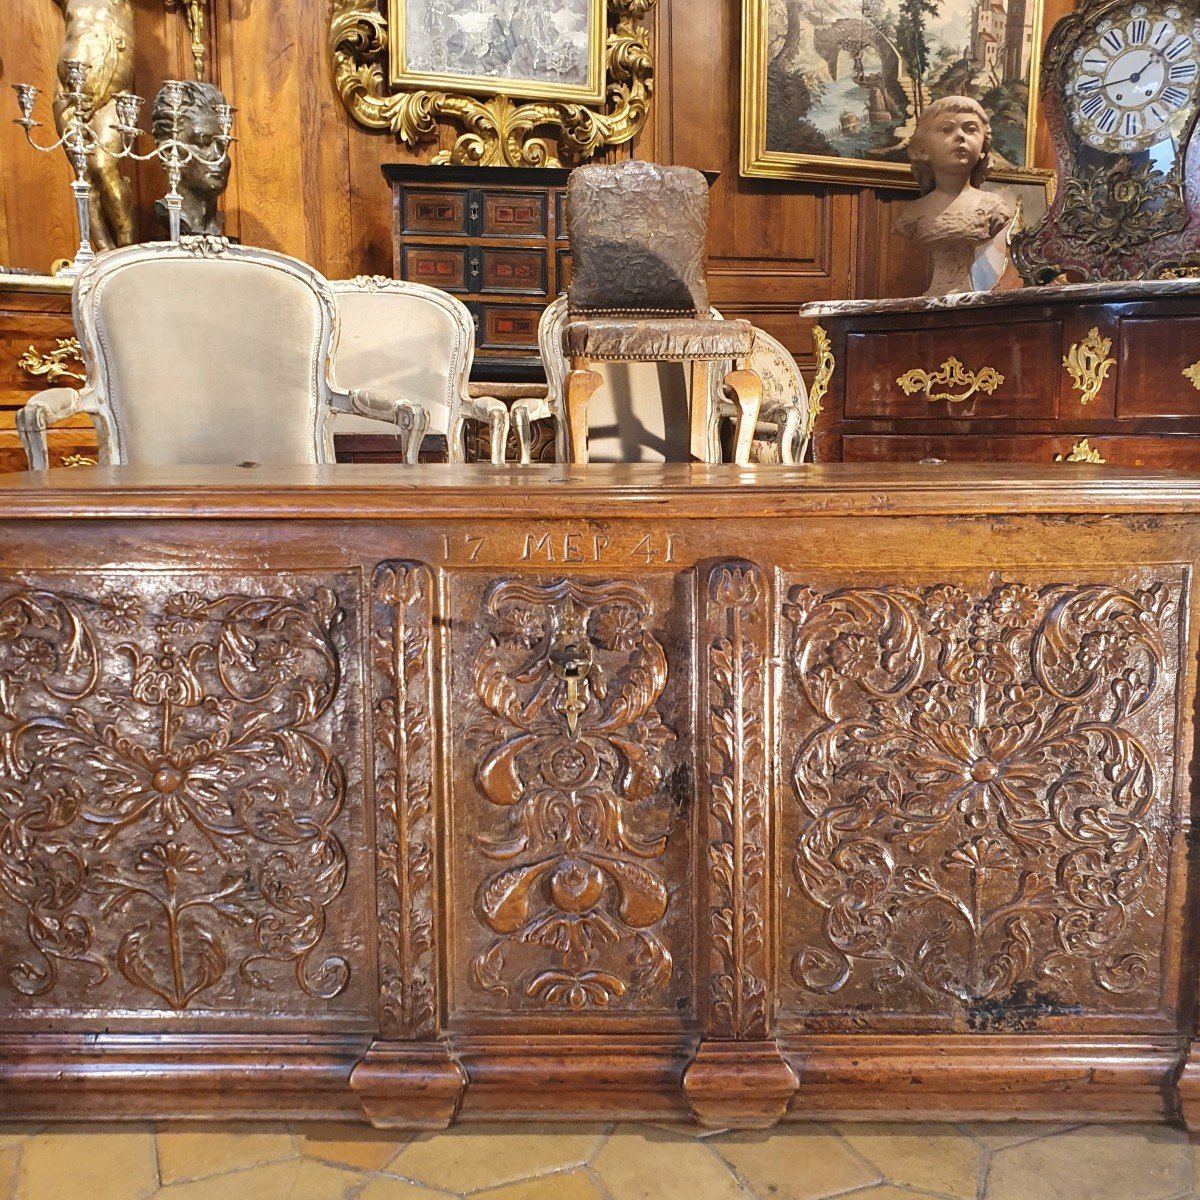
left=741, top=0, right=1045, bottom=188
left=331, top=0, right=657, bottom=168
left=389, top=0, right=608, bottom=105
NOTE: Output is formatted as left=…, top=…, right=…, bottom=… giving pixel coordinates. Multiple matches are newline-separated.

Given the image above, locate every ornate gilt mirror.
left=329, top=0, right=658, bottom=167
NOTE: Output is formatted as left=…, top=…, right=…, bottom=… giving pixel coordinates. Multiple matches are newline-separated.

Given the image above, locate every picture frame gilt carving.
left=330, top=0, right=657, bottom=168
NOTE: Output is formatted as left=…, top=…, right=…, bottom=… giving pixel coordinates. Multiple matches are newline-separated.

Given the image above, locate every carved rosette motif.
left=372, top=564, right=437, bottom=1039
left=781, top=575, right=1180, bottom=1026
left=329, top=0, right=656, bottom=168
left=702, top=565, right=769, bottom=1040
left=469, top=578, right=676, bottom=1010
left=0, top=577, right=360, bottom=1013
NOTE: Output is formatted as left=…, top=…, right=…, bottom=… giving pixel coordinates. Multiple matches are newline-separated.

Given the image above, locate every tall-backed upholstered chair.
left=329, top=276, right=509, bottom=465
left=17, top=237, right=427, bottom=470
left=520, top=296, right=814, bottom=465
left=562, top=160, right=762, bottom=465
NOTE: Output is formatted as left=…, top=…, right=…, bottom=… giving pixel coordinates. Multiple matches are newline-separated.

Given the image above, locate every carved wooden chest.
left=804, top=278, right=1200, bottom=470
left=0, top=462, right=1198, bottom=1130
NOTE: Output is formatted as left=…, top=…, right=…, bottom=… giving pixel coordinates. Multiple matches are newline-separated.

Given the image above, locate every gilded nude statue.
left=52, top=0, right=136, bottom=251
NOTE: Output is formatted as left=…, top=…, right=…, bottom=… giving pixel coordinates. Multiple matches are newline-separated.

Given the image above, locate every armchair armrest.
left=17, top=387, right=85, bottom=471
left=338, top=387, right=430, bottom=465
left=460, top=394, right=512, bottom=466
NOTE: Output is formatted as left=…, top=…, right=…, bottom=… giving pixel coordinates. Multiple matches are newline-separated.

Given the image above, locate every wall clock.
left=1013, top=0, right=1200, bottom=282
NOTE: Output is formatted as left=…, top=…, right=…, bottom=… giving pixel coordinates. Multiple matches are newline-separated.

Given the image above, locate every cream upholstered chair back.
left=72, top=238, right=338, bottom=465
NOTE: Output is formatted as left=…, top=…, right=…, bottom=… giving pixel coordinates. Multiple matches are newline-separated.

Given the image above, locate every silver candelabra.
left=12, top=65, right=234, bottom=275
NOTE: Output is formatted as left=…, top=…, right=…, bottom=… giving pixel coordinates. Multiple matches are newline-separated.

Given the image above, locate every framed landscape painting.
left=390, top=0, right=608, bottom=105
left=741, top=0, right=1044, bottom=186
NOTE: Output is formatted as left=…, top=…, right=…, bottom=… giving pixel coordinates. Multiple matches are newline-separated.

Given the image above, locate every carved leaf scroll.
left=0, top=576, right=360, bottom=1014
left=468, top=577, right=676, bottom=1010
left=372, top=563, right=437, bottom=1039
left=781, top=574, right=1180, bottom=1027
left=703, top=564, right=769, bottom=1040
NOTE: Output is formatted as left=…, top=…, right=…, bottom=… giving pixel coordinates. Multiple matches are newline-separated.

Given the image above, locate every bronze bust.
left=151, top=80, right=231, bottom=238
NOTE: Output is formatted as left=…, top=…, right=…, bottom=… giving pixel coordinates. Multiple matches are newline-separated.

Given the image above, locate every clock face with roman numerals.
left=1066, top=2, right=1200, bottom=152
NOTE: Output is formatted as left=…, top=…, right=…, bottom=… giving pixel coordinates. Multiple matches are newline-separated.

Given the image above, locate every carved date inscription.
left=452, top=575, right=691, bottom=1015
left=779, top=574, right=1182, bottom=1028
left=0, top=574, right=367, bottom=1016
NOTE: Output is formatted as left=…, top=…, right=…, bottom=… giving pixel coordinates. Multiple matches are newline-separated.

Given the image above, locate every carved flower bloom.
left=946, top=835, right=1017, bottom=873
left=590, top=604, right=641, bottom=651
left=136, top=840, right=204, bottom=880
left=1076, top=629, right=1129, bottom=673
left=99, top=594, right=143, bottom=634
left=986, top=584, right=1040, bottom=630
left=5, top=635, right=56, bottom=682
left=160, top=592, right=211, bottom=635
left=828, top=631, right=873, bottom=676
left=926, top=585, right=971, bottom=632
left=494, top=604, right=545, bottom=648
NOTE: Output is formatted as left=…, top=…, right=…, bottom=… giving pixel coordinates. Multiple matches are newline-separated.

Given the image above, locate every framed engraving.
left=741, top=0, right=1045, bottom=186
left=391, top=0, right=608, bottom=105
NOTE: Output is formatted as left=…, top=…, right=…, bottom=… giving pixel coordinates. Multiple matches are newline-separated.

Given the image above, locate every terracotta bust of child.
left=895, top=96, right=1013, bottom=297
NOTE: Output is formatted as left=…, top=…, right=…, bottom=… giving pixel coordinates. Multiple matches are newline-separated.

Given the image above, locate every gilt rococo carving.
left=329, top=0, right=657, bottom=167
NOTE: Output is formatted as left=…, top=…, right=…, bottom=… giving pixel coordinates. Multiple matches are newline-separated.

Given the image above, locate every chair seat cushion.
left=564, top=316, right=755, bottom=362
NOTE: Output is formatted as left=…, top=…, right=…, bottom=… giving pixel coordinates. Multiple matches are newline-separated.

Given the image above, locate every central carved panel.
left=778, top=571, right=1184, bottom=1030
left=447, top=573, right=693, bottom=1019
left=0, top=573, right=370, bottom=1020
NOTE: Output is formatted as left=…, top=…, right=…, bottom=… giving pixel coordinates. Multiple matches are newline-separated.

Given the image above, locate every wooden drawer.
left=482, top=191, right=547, bottom=237
left=843, top=433, right=1200, bottom=470
left=401, top=190, right=469, bottom=235
left=844, top=320, right=1064, bottom=421
left=403, top=245, right=468, bottom=290
left=475, top=247, right=546, bottom=294
left=1117, top=316, right=1200, bottom=418
left=473, top=303, right=542, bottom=350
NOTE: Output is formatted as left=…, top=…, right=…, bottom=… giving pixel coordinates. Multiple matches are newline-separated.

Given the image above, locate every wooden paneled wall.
left=1, top=0, right=1068, bottom=365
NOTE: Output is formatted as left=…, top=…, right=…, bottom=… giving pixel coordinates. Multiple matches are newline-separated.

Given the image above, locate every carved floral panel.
left=778, top=571, right=1185, bottom=1030
left=447, top=573, right=693, bottom=1019
left=0, top=573, right=371, bottom=1020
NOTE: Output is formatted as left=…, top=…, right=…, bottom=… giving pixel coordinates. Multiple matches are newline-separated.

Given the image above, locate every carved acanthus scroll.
left=781, top=575, right=1179, bottom=1026
left=469, top=577, right=676, bottom=1010
left=0, top=576, right=358, bottom=1014
left=372, top=563, right=437, bottom=1039
left=703, top=564, right=769, bottom=1040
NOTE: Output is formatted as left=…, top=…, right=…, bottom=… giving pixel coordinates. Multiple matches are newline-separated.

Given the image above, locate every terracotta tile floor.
left=1, top=1119, right=1197, bottom=1200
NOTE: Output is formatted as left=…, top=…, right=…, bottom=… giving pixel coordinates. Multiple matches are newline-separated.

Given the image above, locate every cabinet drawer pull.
left=1184, top=361, right=1200, bottom=391
left=895, top=356, right=1004, bottom=404
left=1063, top=327, right=1115, bottom=406
left=1054, top=439, right=1106, bottom=464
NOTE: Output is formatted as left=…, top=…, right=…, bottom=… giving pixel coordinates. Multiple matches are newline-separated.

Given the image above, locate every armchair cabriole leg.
left=512, top=403, right=533, bottom=466
left=16, top=407, right=49, bottom=472
left=689, top=359, right=713, bottom=462
left=486, top=406, right=511, bottom=466
left=403, top=403, right=430, bottom=465
left=724, top=368, right=763, bottom=466
left=565, top=361, right=603, bottom=465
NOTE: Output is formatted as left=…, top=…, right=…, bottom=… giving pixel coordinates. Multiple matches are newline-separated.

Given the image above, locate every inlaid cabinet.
left=384, top=166, right=573, bottom=381
left=804, top=278, right=1200, bottom=468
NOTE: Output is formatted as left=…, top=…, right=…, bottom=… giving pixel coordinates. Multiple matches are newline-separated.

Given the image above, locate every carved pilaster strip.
left=372, top=563, right=437, bottom=1039
left=702, top=562, right=770, bottom=1040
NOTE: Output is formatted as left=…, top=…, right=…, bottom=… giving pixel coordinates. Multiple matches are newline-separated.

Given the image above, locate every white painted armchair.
left=516, top=296, right=814, bottom=464
left=329, top=276, right=509, bottom=465
left=18, top=237, right=427, bottom=470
